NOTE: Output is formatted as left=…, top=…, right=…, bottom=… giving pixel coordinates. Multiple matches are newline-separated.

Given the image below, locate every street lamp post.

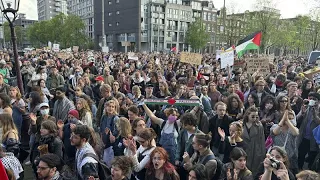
left=0, top=1, right=23, bottom=95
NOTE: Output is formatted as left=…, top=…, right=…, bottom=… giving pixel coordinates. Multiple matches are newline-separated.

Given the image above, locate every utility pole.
left=2, top=15, right=4, bottom=48
left=101, top=0, right=106, bottom=47
left=223, top=0, right=226, bottom=49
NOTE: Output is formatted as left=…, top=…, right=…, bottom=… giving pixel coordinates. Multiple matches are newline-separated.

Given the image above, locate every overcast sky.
left=14, top=0, right=314, bottom=20
left=214, top=0, right=313, bottom=18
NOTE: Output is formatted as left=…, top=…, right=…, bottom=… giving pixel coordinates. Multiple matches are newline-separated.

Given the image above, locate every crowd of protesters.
left=0, top=49, right=319, bottom=180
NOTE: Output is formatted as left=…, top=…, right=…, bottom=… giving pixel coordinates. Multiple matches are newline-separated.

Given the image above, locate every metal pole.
left=101, top=0, right=106, bottom=47
left=2, top=15, right=4, bottom=48
left=9, top=22, right=23, bottom=94
left=124, top=33, right=127, bottom=53
left=223, top=0, right=226, bottom=48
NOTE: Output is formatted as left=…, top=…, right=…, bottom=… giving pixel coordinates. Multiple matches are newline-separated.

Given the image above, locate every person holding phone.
left=297, top=92, right=320, bottom=170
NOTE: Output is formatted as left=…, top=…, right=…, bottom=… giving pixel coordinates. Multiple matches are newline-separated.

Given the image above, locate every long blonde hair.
left=159, top=80, right=171, bottom=97
left=77, top=98, right=92, bottom=119
left=105, top=99, right=119, bottom=115
left=116, top=117, right=132, bottom=138
left=0, top=114, right=18, bottom=141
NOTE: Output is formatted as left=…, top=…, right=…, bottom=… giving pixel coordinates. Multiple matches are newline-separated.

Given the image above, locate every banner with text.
left=246, top=58, right=270, bottom=76
left=220, top=50, right=234, bottom=69
left=180, top=52, right=202, bottom=65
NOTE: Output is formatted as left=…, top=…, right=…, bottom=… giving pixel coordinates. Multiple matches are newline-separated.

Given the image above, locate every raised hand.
left=275, top=161, right=289, bottom=180
left=183, top=152, right=190, bottom=163
left=57, top=120, right=64, bottom=129
left=218, top=127, right=225, bottom=140
left=30, top=113, right=37, bottom=125
left=129, top=139, right=137, bottom=154
left=233, top=169, right=239, bottom=180
left=227, top=168, right=232, bottom=180
left=70, top=123, right=76, bottom=131
left=109, top=132, right=116, bottom=143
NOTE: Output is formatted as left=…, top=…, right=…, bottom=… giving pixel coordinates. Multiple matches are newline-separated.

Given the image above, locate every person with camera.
left=297, top=92, right=320, bottom=170
left=257, top=146, right=295, bottom=180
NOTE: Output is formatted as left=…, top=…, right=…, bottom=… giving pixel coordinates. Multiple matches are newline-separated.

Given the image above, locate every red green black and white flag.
left=235, top=31, right=262, bottom=57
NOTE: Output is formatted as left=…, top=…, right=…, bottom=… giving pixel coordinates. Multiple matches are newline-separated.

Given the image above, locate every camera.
left=269, top=158, right=281, bottom=170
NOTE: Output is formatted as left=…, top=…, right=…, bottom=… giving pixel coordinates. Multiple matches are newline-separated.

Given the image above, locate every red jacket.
left=0, top=161, right=9, bottom=180
left=236, top=90, right=245, bottom=102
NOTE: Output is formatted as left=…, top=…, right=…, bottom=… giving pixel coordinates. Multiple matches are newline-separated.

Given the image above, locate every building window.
left=116, top=0, right=119, bottom=3
left=116, top=11, right=119, bottom=15
left=109, top=12, right=112, bottom=16
left=108, top=1, right=112, bottom=5
left=116, top=22, right=119, bottom=26
left=108, top=23, right=112, bottom=26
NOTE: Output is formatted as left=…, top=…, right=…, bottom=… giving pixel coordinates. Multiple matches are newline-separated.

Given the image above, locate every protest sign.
left=144, top=98, right=201, bottom=106
left=216, top=50, right=223, bottom=60
left=128, top=52, right=139, bottom=61
left=102, top=46, right=109, bottom=53
left=57, top=52, right=71, bottom=60
left=180, top=52, right=202, bottom=65
left=121, top=41, right=131, bottom=46
left=52, top=44, right=60, bottom=52
left=246, top=58, right=270, bottom=76
left=73, top=46, right=79, bottom=52
left=220, top=50, right=234, bottom=69
left=313, top=72, right=320, bottom=85
left=304, top=67, right=320, bottom=80
left=155, top=58, right=160, bottom=65
left=268, top=54, right=275, bottom=64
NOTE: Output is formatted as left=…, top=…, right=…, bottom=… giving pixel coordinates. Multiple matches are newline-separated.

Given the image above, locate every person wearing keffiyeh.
left=37, top=153, right=64, bottom=180
left=53, top=86, right=75, bottom=123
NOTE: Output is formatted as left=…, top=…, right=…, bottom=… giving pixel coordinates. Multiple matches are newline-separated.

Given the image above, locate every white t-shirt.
left=158, top=119, right=180, bottom=143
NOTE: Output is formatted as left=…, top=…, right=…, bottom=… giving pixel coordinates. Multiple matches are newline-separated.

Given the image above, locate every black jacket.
left=209, top=114, right=234, bottom=149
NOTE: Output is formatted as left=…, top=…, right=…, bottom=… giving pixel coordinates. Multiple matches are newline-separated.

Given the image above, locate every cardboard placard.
left=180, top=52, right=202, bottom=65
left=268, top=54, right=275, bottom=64
left=57, top=53, right=71, bottom=60
left=220, top=50, right=234, bottom=69
left=121, top=41, right=131, bottom=46
left=304, top=67, right=320, bottom=79
left=246, top=58, right=270, bottom=76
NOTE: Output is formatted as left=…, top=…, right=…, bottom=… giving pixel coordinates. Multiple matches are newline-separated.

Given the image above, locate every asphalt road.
left=23, top=164, right=35, bottom=180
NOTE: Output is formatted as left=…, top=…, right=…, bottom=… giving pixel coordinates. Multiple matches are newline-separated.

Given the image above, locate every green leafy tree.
left=185, top=18, right=210, bottom=52
left=26, top=13, right=91, bottom=49
left=291, top=15, right=311, bottom=55
left=309, top=9, right=320, bottom=51
left=246, top=0, right=280, bottom=54
left=274, top=20, right=296, bottom=55
left=3, top=22, right=23, bottom=46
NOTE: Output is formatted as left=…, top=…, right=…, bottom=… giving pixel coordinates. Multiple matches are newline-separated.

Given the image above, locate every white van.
left=308, top=51, right=320, bottom=64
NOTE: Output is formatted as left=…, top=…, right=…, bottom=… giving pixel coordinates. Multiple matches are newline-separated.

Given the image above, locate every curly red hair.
left=146, top=147, right=176, bottom=175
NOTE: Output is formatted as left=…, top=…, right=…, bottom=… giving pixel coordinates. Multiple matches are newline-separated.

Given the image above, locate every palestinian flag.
left=144, top=98, right=201, bottom=107
left=236, top=31, right=262, bottom=57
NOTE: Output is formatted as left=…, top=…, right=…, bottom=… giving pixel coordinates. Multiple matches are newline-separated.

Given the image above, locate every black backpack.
left=202, top=154, right=223, bottom=180
left=81, top=153, right=111, bottom=179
